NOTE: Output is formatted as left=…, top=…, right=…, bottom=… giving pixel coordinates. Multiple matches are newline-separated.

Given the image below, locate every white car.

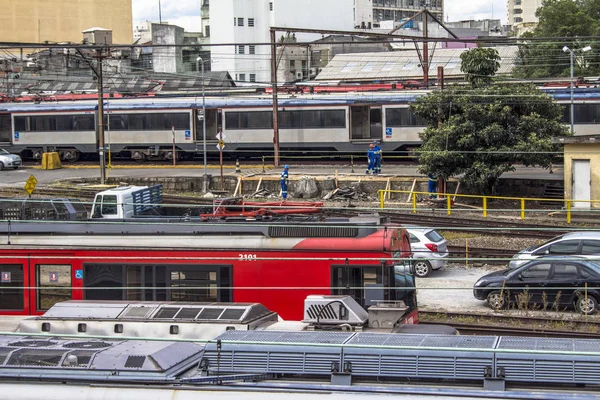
left=0, top=148, right=22, bottom=170
left=406, top=227, right=449, bottom=278
left=509, top=231, right=600, bottom=269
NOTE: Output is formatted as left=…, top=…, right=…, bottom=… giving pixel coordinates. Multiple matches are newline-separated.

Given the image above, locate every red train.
left=0, top=216, right=413, bottom=320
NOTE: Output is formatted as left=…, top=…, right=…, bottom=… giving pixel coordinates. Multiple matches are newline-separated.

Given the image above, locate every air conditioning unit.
left=296, top=71, right=303, bottom=79
left=303, top=295, right=368, bottom=326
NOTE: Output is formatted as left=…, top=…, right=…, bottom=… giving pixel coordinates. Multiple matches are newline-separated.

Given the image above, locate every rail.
left=378, top=189, right=597, bottom=224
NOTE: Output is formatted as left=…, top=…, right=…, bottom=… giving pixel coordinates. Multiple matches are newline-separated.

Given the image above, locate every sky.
left=131, top=0, right=508, bottom=33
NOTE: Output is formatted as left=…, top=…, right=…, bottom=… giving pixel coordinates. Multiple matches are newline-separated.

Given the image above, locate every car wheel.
left=575, top=294, right=598, bottom=315
left=487, top=290, right=508, bottom=310
left=413, top=260, right=432, bottom=278
left=0, top=161, right=4, bottom=171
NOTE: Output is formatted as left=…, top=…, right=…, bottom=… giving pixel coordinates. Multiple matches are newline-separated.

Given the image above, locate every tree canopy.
left=513, top=0, right=600, bottom=78
left=410, top=84, right=569, bottom=194
left=460, top=47, right=501, bottom=87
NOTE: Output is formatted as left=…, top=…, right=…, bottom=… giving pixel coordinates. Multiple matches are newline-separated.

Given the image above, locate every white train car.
left=0, top=88, right=597, bottom=161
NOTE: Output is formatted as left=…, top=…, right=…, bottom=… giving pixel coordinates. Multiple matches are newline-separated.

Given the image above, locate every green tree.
left=513, top=0, right=600, bottom=78
left=460, top=47, right=501, bottom=87
left=411, top=84, right=569, bottom=194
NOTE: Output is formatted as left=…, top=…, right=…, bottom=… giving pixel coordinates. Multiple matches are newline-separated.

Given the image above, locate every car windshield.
left=525, top=235, right=565, bottom=251
left=424, top=230, right=444, bottom=242
left=0, top=148, right=9, bottom=155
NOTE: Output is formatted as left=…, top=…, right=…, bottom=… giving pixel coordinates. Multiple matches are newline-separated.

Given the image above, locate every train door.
left=0, top=257, right=29, bottom=315
left=28, top=257, right=76, bottom=314
left=195, top=109, right=220, bottom=142
left=331, top=264, right=386, bottom=309
left=370, top=107, right=382, bottom=141
left=350, top=106, right=370, bottom=140
left=0, top=114, right=10, bottom=143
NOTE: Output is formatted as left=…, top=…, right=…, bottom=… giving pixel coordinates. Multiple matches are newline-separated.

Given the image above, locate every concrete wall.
left=0, top=0, right=133, bottom=44
left=152, top=24, right=185, bottom=73
left=563, top=143, right=600, bottom=209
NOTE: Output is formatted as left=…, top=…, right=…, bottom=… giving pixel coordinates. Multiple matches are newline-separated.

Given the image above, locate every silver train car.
left=0, top=88, right=598, bottom=162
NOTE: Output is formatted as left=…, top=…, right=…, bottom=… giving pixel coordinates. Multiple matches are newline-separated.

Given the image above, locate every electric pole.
left=96, top=49, right=106, bottom=184
left=270, top=28, right=280, bottom=167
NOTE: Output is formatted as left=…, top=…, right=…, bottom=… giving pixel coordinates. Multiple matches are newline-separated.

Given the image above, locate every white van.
left=90, top=186, right=162, bottom=219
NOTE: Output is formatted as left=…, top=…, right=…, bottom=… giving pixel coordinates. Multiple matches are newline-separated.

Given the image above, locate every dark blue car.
left=473, top=256, right=600, bottom=314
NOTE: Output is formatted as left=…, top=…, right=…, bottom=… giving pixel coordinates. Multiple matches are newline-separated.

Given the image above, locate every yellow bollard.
left=465, top=238, right=468, bottom=268
left=483, top=197, right=487, bottom=218
left=447, top=195, right=451, bottom=216
left=412, top=193, right=417, bottom=213
left=566, top=200, right=571, bottom=224
left=521, top=198, right=525, bottom=220
left=379, top=190, right=385, bottom=209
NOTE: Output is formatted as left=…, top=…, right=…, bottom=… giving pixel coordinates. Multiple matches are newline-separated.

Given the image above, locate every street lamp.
left=563, top=45, right=592, bottom=135
left=197, top=56, right=208, bottom=193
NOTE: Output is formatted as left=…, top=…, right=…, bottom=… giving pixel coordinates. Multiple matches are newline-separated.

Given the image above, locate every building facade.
left=0, top=0, right=133, bottom=44
left=355, top=0, right=444, bottom=29
left=209, top=0, right=354, bottom=84
left=507, top=0, right=542, bottom=35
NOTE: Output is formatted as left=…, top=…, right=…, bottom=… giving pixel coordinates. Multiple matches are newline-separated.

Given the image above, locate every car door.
left=507, top=262, right=552, bottom=306
left=547, top=262, right=582, bottom=308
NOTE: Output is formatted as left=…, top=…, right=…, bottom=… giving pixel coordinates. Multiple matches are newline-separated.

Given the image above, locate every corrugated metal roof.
left=315, top=46, right=518, bottom=81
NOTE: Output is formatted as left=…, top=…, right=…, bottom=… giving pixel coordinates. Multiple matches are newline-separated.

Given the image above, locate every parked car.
left=0, top=148, right=22, bottom=170
left=406, top=227, right=449, bottom=277
left=473, top=256, right=600, bottom=314
left=509, top=231, right=600, bottom=269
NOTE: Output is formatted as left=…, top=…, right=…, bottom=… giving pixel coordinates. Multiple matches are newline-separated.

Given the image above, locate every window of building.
left=248, top=18, right=255, bottom=27
left=205, top=26, right=210, bottom=37
left=290, top=60, right=296, bottom=68
left=239, top=73, right=246, bottom=81
left=250, top=74, right=256, bottom=83
left=515, top=0, right=521, bottom=4
left=238, top=45, right=245, bottom=54
left=514, top=8, right=522, bottom=14
left=249, top=45, right=256, bottom=54
left=237, top=17, right=244, bottom=26
left=514, top=17, right=523, bottom=22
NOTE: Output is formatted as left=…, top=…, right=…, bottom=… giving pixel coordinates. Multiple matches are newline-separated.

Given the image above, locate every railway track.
left=420, top=310, right=600, bottom=339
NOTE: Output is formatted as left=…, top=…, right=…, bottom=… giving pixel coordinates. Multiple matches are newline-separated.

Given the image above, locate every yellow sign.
left=24, top=175, right=37, bottom=195
left=217, top=140, right=225, bottom=150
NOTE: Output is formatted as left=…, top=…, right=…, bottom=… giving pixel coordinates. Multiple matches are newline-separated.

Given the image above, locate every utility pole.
left=422, top=12, right=429, bottom=87
left=270, top=29, right=280, bottom=167
left=96, top=49, right=106, bottom=185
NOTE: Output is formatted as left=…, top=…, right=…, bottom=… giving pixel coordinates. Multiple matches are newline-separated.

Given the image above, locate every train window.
left=0, top=115, right=11, bottom=142
left=169, top=269, right=218, bottom=302
left=126, top=266, right=142, bottom=300
left=14, top=116, right=27, bottom=132
left=55, top=115, right=73, bottom=131
left=0, top=265, right=24, bottom=310
left=128, top=114, right=147, bottom=130
left=108, top=115, right=128, bottom=130
left=385, top=108, right=427, bottom=127
left=30, top=116, right=55, bottom=131
left=72, top=115, right=95, bottom=131
left=36, top=265, right=72, bottom=311
left=84, top=265, right=123, bottom=300
left=574, top=104, right=600, bottom=124
left=279, top=110, right=346, bottom=129
left=225, top=111, right=273, bottom=130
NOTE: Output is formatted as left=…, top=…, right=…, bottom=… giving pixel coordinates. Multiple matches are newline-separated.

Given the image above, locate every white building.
left=209, top=0, right=354, bottom=84
left=354, top=0, right=444, bottom=29
left=508, top=0, right=543, bottom=36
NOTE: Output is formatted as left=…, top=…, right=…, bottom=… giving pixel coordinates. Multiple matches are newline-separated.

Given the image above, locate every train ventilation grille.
left=124, top=355, right=146, bottom=368
left=269, top=226, right=359, bottom=238
left=8, top=340, right=58, bottom=347
left=63, top=341, right=112, bottom=349
left=120, top=306, right=155, bottom=319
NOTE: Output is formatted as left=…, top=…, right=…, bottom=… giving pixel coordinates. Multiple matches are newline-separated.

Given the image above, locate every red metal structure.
left=201, top=197, right=324, bottom=219
left=0, top=217, right=413, bottom=320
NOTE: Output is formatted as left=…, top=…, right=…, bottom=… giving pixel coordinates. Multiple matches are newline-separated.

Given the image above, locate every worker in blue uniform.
left=281, top=164, right=289, bottom=199
left=366, top=143, right=375, bottom=174
left=373, top=140, right=382, bottom=174
left=428, top=173, right=437, bottom=199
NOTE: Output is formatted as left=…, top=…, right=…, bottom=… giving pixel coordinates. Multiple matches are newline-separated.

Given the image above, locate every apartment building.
left=209, top=0, right=353, bottom=84
left=355, top=0, right=444, bottom=29
left=507, top=0, right=543, bottom=35
left=0, top=0, right=132, bottom=44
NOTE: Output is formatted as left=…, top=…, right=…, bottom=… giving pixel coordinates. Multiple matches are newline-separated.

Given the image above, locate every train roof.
left=1, top=87, right=598, bottom=113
